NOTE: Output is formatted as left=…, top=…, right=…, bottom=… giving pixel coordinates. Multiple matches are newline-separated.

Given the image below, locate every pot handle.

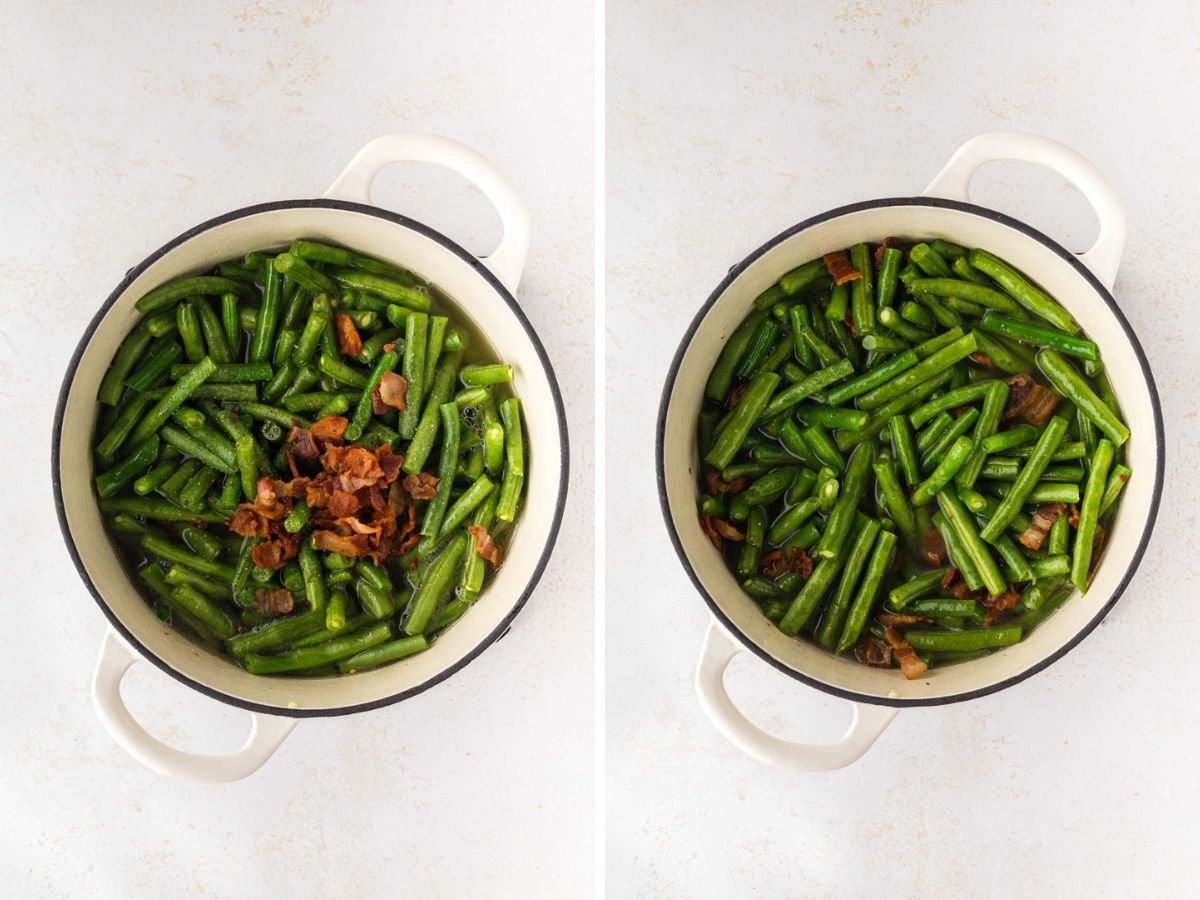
left=694, top=620, right=897, bottom=771
left=91, top=629, right=297, bottom=782
left=923, top=132, right=1127, bottom=290
left=324, top=133, right=531, bottom=293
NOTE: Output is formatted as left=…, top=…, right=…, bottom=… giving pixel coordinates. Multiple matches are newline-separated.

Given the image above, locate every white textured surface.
left=607, top=1, right=1198, bottom=896
left=0, top=2, right=592, bottom=897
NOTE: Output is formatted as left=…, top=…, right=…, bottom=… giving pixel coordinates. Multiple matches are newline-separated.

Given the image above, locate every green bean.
left=290, top=294, right=329, bottom=366
left=324, top=587, right=348, bottom=631
left=344, top=348, right=400, bottom=442
left=704, top=372, right=780, bottom=469
left=242, top=622, right=392, bottom=674
left=838, top=368, right=956, bottom=451
left=835, top=529, right=897, bottom=653
left=920, top=409, right=980, bottom=473
left=124, top=336, right=183, bottom=392
left=135, top=276, right=255, bottom=314
left=849, top=243, right=875, bottom=335
left=1031, top=555, right=1071, bottom=579
left=228, top=609, right=326, bottom=656
left=164, top=563, right=227, bottom=599
left=291, top=239, right=352, bottom=266
left=980, top=311, right=1097, bottom=361
left=173, top=301, right=205, bottom=363
left=232, top=402, right=309, bottom=430
left=145, top=310, right=179, bottom=338
left=906, top=626, right=1022, bottom=653
left=816, top=518, right=881, bottom=649
left=759, top=359, right=852, bottom=420
left=900, top=300, right=935, bottom=330
left=815, top=440, right=875, bottom=561
left=908, top=275, right=1028, bottom=318
left=824, top=282, right=850, bottom=322
left=888, top=414, right=921, bottom=487
left=915, top=413, right=953, bottom=455
left=1021, top=575, right=1067, bottom=613
left=825, top=351, right=919, bottom=407
left=402, top=360, right=460, bottom=475
left=910, top=243, right=952, bottom=278
left=328, top=270, right=430, bottom=310
left=888, top=567, right=949, bottom=608
left=779, top=259, right=826, bottom=296
left=417, top=403, right=462, bottom=551
left=1037, top=349, right=1128, bottom=446
left=908, top=381, right=995, bottom=428
left=220, top=293, right=240, bottom=349
left=95, top=436, right=160, bottom=498
left=404, top=533, right=468, bottom=635
left=296, top=539, right=327, bottom=613
left=997, top=440, right=1086, bottom=462
left=396, top=311, right=429, bottom=438
left=978, top=414, right=1069, bottom=541
left=983, top=479, right=1079, bottom=504
left=785, top=305, right=817, bottom=369
left=178, top=465, right=220, bottom=511
left=911, top=436, right=974, bottom=506
left=358, top=326, right=404, bottom=365
left=877, top=307, right=931, bottom=343
left=905, top=598, right=980, bottom=618
left=766, top=498, right=820, bottom=546
left=981, top=425, right=1038, bottom=454
left=967, top=249, right=1078, bottom=332
left=954, top=380, right=1009, bottom=489
left=1100, top=464, right=1132, bottom=516
left=192, top=296, right=234, bottom=364
left=95, top=389, right=159, bottom=464
left=179, top=525, right=222, bottom=561
left=315, top=353, right=370, bottom=390
left=873, top=457, right=915, bottom=537
left=861, top=334, right=910, bottom=353
left=932, top=510, right=982, bottom=591
left=337, top=635, right=428, bottom=673
left=98, top=322, right=153, bottom=405
left=125, top=356, right=217, bottom=446
left=1071, top=439, right=1114, bottom=591
left=157, top=458, right=200, bottom=505
left=856, top=333, right=977, bottom=410
left=167, top=363, right=272, bottom=383
left=742, top=467, right=799, bottom=507
left=801, top=425, right=845, bottom=473
left=273, top=252, right=337, bottom=296
left=778, top=553, right=844, bottom=636
left=459, top=493, right=499, bottom=595
left=876, top=246, right=903, bottom=309
left=133, top=460, right=177, bottom=496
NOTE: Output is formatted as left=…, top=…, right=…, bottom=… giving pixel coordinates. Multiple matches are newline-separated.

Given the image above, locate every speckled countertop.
left=606, top=0, right=1199, bottom=895
left=0, top=2, right=593, bottom=896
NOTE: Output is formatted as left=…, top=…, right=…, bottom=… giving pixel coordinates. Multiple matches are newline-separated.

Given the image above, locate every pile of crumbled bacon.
left=226, top=413, right=444, bottom=572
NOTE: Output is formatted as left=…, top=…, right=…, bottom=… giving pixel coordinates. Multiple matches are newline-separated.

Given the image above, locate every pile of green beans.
left=94, top=239, right=525, bottom=676
left=698, top=239, right=1132, bottom=676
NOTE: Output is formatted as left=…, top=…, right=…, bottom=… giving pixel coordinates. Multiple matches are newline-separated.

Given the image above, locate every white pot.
left=53, top=134, right=569, bottom=782
left=657, top=133, right=1164, bottom=771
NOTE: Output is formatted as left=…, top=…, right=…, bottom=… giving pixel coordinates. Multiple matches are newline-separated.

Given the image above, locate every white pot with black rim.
left=657, top=132, right=1164, bottom=771
left=54, top=133, right=569, bottom=782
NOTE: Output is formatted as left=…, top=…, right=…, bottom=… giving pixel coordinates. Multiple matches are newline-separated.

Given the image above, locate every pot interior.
left=662, top=200, right=1161, bottom=704
left=59, top=202, right=565, bottom=714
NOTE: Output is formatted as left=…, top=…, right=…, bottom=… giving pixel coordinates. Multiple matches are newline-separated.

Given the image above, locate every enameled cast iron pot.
left=658, top=133, right=1164, bottom=771
left=54, top=134, right=569, bottom=782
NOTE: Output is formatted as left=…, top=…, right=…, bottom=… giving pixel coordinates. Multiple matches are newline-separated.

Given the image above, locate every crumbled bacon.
left=311, top=530, right=371, bottom=557
left=468, top=524, right=502, bottom=566
left=310, top=415, right=348, bottom=441
left=328, top=489, right=359, bottom=518
left=982, top=584, right=1020, bottom=612
left=705, top=469, right=750, bottom=495
left=922, top=528, right=947, bottom=567
left=860, top=636, right=892, bottom=667
left=254, top=478, right=289, bottom=518
left=941, top=567, right=958, bottom=590
left=1089, top=527, right=1108, bottom=577
left=375, top=448, right=404, bottom=484
left=822, top=250, right=862, bottom=285
left=228, top=506, right=268, bottom=538
left=335, top=315, right=362, bottom=357
left=970, top=351, right=994, bottom=368
left=1018, top=502, right=1066, bottom=550
left=254, top=588, right=294, bottom=615
left=699, top=511, right=728, bottom=551
left=377, top=371, right=408, bottom=412
left=285, top=450, right=301, bottom=479
left=884, top=626, right=928, bottom=680
left=288, top=426, right=320, bottom=460
left=760, top=547, right=812, bottom=579
left=403, top=472, right=439, bottom=500
left=1068, top=504, right=1081, bottom=528
left=252, top=534, right=299, bottom=570
left=1003, top=374, right=1060, bottom=426
left=323, top=444, right=384, bottom=492
left=709, top=516, right=745, bottom=542
left=942, top=569, right=978, bottom=600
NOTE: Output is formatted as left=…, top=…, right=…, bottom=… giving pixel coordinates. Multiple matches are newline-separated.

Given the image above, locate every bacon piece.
left=467, top=524, right=502, bottom=566
left=700, top=511, right=724, bottom=551
left=1089, top=527, right=1108, bottom=577
left=1068, top=504, right=1081, bottom=528
left=760, top=547, right=812, bottom=579
left=877, top=613, right=935, bottom=626
left=327, top=489, right=359, bottom=518
left=1018, top=502, right=1066, bottom=550
left=254, top=477, right=290, bottom=519
left=1003, top=374, right=1060, bottom=426
left=334, top=314, right=362, bottom=357
left=306, top=475, right=333, bottom=509
left=941, top=567, right=958, bottom=590
left=285, top=450, right=301, bottom=479
left=254, top=588, right=294, bottom=615
left=311, top=529, right=371, bottom=557
left=709, top=516, right=745, bottom=542
left=983, top=584, right=1021, bottom=612
left=884, top=626, right=928, bottom=680
left=310, top=414, right=349, bottom=441
left=704, top=469, right=750, bottom=495
left=375, top=447, right=405, bottom=485
left=403, top=472, right=439, bottom=500
left=859, top=636, right=892, bottom=668
left=370, top=388, right=389, bottom=416
left=288, top=426, right=320, bottom=460
left=322, top=444, right=384, bottom=491
left=822, top=250, right=862, bottom=285
left=227, top=506, right=268, bottom=538
left=340, top=516, right=382, bottom=536
left=970, top=351, right=994, bottom=368
left=252, top=534, right=299, bottom=570
left=921, top=527, right=947, bottom=567
left=377, top=371, right=408, bottom=412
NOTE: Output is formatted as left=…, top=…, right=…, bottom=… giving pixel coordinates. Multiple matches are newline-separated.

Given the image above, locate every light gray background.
left=607, top=1, right=1198, bottom=896
left=0, top=2, right=593, bottom=897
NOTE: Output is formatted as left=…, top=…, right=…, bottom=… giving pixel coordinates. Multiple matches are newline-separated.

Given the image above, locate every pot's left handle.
left=92, top=629, right=297, bottom=782
left=695, top=621, right=897, bottom=771
left=324, top=133, right=531, bottom=294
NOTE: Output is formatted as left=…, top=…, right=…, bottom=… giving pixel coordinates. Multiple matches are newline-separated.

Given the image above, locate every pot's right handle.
left=923, top=132, right=1126, bottom=291
left=92, top=629, right=297, bottom=782
left=695, top=621, right=897, bottom=771
left=324, top=133, right=531, bottom=294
